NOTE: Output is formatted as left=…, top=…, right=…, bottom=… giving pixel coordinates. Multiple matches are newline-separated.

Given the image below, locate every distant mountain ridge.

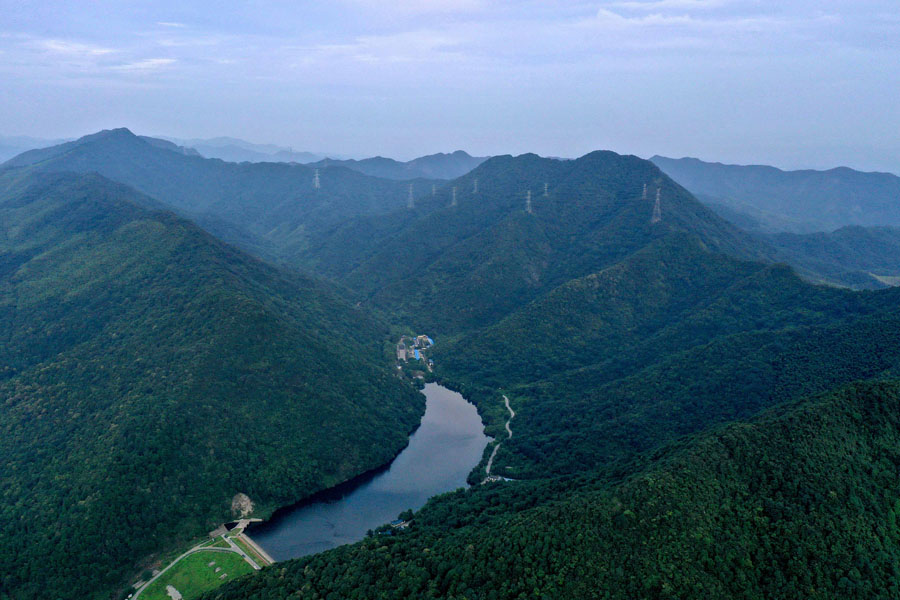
left=0, top=134, right=69, bottom=163
left=332, top=150, right=768, bottom=334
left=1, top=128, right=442, bottom=268
left=163, top=136, right=327, bottom=164
left=161, top=135, right=487, bottom=179
left=762, top=225, right=900, bottom=289
left=651, top=155, right=900, bottom=233
left=309, top=150, right=488, bottom=180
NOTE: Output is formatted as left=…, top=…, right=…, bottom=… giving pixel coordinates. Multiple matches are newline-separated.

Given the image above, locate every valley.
left=4, top=133, right=900, bottom=600
left=4, top=4, right=898, bottom=598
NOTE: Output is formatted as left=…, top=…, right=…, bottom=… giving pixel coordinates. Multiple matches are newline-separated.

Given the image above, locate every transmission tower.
left=651, top=188, right=662, bottom=224
left=642, top=183, right=647, bottom=201
left=451, top=186, right=457, bottom=207
left=544, top=182, right=549, bottom=197
left=473, top=178, right=478, bottom=194
left=313, top=168, right=320, bottom=190
left=526, top=190, right=533, bottom=214
left=408, top=184, right=415, bottom=209
left=432, top=183, right=436, bottom=197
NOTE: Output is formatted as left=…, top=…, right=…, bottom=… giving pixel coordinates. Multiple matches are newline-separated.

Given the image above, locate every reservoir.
left=248, top=383, right=490, bottom=561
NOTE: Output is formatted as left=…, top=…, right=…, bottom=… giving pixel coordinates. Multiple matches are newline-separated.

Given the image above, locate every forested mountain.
left=2, top=128, right=438, bottom=268
left=9, top=132, right=900, bottom=600
left=339, top=151, right=767, bottom=334
left=0, top=170, right=422, bottom=600
left=652, top=155, right=900, bottom=233
left=761, top=225, right=900, bottom=289
left=207, top=380, right=900, bottom=600
left=309, top=150, right=487, bottom=180
left=205, top=178, right=900, bottom=598
left=431, top=230, right=900, bottom=476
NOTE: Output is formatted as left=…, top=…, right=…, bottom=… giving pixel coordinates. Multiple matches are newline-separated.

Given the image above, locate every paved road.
left=484, top=395, right=515, bottom=477
left=502, top=395, right=515, bottom=439
left=224, top=535, right=261, bottom=570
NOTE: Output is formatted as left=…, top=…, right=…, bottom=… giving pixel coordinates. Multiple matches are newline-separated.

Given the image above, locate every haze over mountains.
left=161, top=136, right=329, bottom=164
left=652, top=155, right=900, bottom=234
left=0, top=135, right=68, bottom=163
left=161, top=135, right=486, bottom=180
left=308, top=151, right=488, bottom=181
left=6, top=130, right=900, bottom=599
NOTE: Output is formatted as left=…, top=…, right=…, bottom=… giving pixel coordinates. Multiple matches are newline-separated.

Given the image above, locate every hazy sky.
left=2, top=1, right=898, bottom=171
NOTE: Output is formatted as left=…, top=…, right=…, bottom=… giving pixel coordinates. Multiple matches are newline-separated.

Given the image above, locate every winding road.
left=484, top=395, right=515, bottom=477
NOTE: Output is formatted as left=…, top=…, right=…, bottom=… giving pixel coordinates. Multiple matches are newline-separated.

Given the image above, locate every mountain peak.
left=84, top=127, right=138, bottom=142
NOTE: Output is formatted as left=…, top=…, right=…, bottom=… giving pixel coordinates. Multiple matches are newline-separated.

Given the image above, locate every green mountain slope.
left=652, top=155, right=900, bottom=233
left=2, top=128, right=438, bottom=268
left=343, top=151, right=766, bottom=334
left=431, top=231, right=900, bottom=478
left=206, top=380, right=900, bottom=600
left=760, top=225, right=900, bottom=289
left=0, top=171, right=423, bottom=600
left=200, top=157, right=900, bottom=599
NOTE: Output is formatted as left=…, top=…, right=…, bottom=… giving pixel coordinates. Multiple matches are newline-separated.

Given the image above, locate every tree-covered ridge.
left=759, top=225, right=900, bottom=289
left=0, top=171, right=423, bottom=600
left=206, top=380, right=900, bottom=599
left=1, top=128, right=441, bottom=269
left=341, top=151, right=766, bottom=334
left=431, top=232, right=900, bottom=478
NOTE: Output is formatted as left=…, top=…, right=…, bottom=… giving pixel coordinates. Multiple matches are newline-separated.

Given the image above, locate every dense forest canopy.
left=5, top=136, right=900, bottom=600
left=207, top=381, right=900, bottom=599
left=201, top=151, right=900, bottom=599
left=0, top=170, right=422, bottom=600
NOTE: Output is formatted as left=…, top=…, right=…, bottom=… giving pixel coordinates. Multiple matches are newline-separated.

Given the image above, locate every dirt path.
left=484, top=395, right=515, bottom=478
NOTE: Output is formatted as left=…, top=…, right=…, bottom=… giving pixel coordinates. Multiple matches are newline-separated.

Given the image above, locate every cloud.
left=338, top=0, right=484, bottom=16
left=607, top=0, right=733, bottom=10
left=297, top=29, right=463, bottom=65
left=111, top=58, right=177, bottom=72
left=30, top=38, right=115, bottom=56
left=157, top=22, right=187, bottom=28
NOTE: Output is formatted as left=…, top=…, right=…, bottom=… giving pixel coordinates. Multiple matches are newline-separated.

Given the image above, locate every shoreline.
left=246, top=382, right=489, bottom=561
left=247, top=395, right=428, bottom=538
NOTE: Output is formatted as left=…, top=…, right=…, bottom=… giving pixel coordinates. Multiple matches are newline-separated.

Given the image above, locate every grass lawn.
left=139, top=550, right=254, bottom=600
left=209, top=537, right=231, bottom=549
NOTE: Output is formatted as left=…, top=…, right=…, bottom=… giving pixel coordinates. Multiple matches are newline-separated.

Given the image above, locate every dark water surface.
left=248, top=383, right=489, bottom=560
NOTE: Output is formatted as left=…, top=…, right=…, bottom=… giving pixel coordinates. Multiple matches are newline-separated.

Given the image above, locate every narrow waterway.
left=247, top=383, right=490, bottom=561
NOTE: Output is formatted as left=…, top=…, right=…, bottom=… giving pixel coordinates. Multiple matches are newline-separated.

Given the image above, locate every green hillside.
left=199, top=156, right=900, bottom=598
left=0, top=171, right=423, bottom=600
left=342, top=151, right=766, bottom=334
left=2, top=129, right=439, bottom=269
left=761, top=226, right=900, bottom=289
left=205, top=380, right=900, bottom=600
left=424, top=230, right=900, bottom=472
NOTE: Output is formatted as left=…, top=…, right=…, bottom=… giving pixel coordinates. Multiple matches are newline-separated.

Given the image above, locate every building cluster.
left=396, top=334, right=434, bottom=364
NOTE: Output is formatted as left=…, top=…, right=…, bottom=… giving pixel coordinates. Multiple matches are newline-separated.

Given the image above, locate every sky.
left=1, top=1, right=898, bottom=172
